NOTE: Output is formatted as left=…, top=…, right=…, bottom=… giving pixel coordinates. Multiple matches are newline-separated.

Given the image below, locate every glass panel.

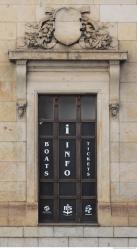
left=82, top=182, right=96, bottom=196
left=81, top=139, right=96, bottom=179
left=59, top=96, right=76, bottom=120
left=39, top=95, right=53, bottom=120
left=59, top=123, right=76, bottom=136
left=59, top=199, right=76, bottom=222
left=39, top=182, right=53, bottom=196
left=39, top=199, right=53, bottom=222
left=39, top=122, right=53, bottom=137
left=39, top=139, right=53, bottom=179
left=81, top=199, right=97, bottom=222
left=81, top=123, right=95, bottom=137
left=81, top=96, right=96, bottom=120
left=59, top=139, right=76, bottom=179
left=59, top=183, right=76, bottom=196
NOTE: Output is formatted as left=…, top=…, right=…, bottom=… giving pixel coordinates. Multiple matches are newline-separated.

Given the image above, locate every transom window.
left=38, top=95, right=97, bottom=223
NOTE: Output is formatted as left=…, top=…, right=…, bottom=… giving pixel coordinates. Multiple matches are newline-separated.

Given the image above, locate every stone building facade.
left=0, top=0, right=137, bottom=247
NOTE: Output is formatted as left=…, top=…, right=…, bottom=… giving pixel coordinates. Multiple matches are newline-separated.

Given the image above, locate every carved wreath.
left=25, top=8, right=112, bottom=50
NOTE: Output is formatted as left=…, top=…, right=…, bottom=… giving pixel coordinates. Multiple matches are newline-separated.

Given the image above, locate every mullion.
left=76, top=96, right=81, bottom=222
left=53, top=96, right=59, bottom=222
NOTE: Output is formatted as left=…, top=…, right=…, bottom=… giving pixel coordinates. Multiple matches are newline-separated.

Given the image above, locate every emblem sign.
left=43, top=205, right=52, bottom=215
left=54, top=8, right=81, bottom=45
left=63, top=204, right=73, bottom=216
left=85, top=204, right=92, bottom=216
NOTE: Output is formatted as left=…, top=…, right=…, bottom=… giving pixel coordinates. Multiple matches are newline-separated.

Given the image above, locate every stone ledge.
left=0, top=227, right=137, bottom=238
left=8, top=49, right=128, bottom=61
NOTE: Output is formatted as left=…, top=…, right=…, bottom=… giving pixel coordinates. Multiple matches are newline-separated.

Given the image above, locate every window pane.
left=39, top=95, right=53, bottom=120
left=39, top=122, right=53, bottom=137
left=82, top=182, right=96, bottom=196
left=81, top=123, right=95, bottom=137
left=81, top=96, right=96, bottom=120
left=40, top=183, right=53, bottom=196
left=59, top=199, right=76, bottom=222
left=39, top=199, right=54, bottom=222
left=59, top=183, right=76, bottom=196
left=59, top=96, right=76, bottom=120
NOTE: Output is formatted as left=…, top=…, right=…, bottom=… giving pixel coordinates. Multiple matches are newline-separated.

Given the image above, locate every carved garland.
left=25, top=8, right=112, bottom=50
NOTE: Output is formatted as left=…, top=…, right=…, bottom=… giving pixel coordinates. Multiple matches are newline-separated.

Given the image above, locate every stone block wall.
left=0, top=0, right=137, bottom=231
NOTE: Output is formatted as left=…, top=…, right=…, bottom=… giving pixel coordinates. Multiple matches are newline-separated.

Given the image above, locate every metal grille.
left=38, top=95, right=97, bottom=223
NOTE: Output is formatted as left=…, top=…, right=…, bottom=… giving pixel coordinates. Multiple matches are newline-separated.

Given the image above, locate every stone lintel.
left=8, top=50, right=128, bottom=62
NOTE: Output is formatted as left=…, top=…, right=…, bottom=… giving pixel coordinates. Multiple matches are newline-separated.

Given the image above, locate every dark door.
left=38, top=95, right=97, bottom=223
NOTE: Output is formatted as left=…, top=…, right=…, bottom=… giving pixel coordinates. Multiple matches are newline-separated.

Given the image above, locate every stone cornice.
left=8, top=49, right=128, bottom=62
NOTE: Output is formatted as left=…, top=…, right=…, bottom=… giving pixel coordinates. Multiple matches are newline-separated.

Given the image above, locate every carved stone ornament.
left=16, top=101, right=27, bottom=118
left=109, top=103, right=120, bottom=117
left=25, top=7, right=112, bottom=49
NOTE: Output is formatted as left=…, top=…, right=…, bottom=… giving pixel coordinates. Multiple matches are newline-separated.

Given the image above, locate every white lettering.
left=65, top=161, right=70, bottom=167
left=66, top=141, right=69, bottom=149
left=64, top=170, right=71, bottom=176
left=44, top=149, right=50, bottom=154
left=44, top=156, right=49, bottom=162
left=65, top=151, right=70, bottom=158
left=44, top=171, right=49, bottom=176
left=65, top=124, right=70, bottom=135
left=44, top=164, right=49, bottom=169
left=44, top=142, right=49, bottom=146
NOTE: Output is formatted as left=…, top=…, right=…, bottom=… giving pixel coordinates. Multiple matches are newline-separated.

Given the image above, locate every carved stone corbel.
left=16, top=100, right=27, bottom=118
left=109, top=103, right=120, bottom=117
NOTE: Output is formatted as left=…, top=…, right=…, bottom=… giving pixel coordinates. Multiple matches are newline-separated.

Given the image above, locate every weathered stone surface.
left=0, top=102, right=16, bottom=122
left=120, top=142, right=137, bottom=162
left=25, top=203, right=38, bottom=226
left=0, top=23, right=16, bottom=40
left=0, top=227, right=23, bottom=237
left=111, top=163, right=119, bottom=182
left=54, top=226, right=83, bottom=237
left=129, top=239, right=137, bottom=247
left=110, top=142, right=119, bottom=162
left=38, top=238, right=68, bottom=247
left=99, top=238, right=128, bottom=247
left=120, top=83, right=137, bottom=102
left=69, top=238, right=98, bottom=247
left=0, top=181, right=26, bottom=201
left=120, top=123, right=137, bottom=142
left=119, top=41, right=137, bottom=62
left=111, top=216, right=128, bottom=226
left=0, top=142, right=26, bottom=161
left=120, top=63, right=137, bottom=83
left=0, top=122, right=26, bottom=141
left=114, top=227, right=137, bottom=237
left=100, top=5, right=137, bottom=22
left=120, top=163, right=137, bottom=182
left=0, top=203, right=8, bottom=226
left=0, top=162, right=26, bottom=181
left=84, top=227, right=113, bottom=237
left=98, top=0, right=136, bottom=3
left=24, top=227, right=54, bottom=237
left=9, top=202, right=26, bottom=226
left=111, top=203, right=128, bottom=217
left=118, top=23, right=136, bottom=41
left=120, top=182, right=137, bottom=201
left=8, top=238, right=38, bottom=247
left=120, top=103, right=137, bottom=122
